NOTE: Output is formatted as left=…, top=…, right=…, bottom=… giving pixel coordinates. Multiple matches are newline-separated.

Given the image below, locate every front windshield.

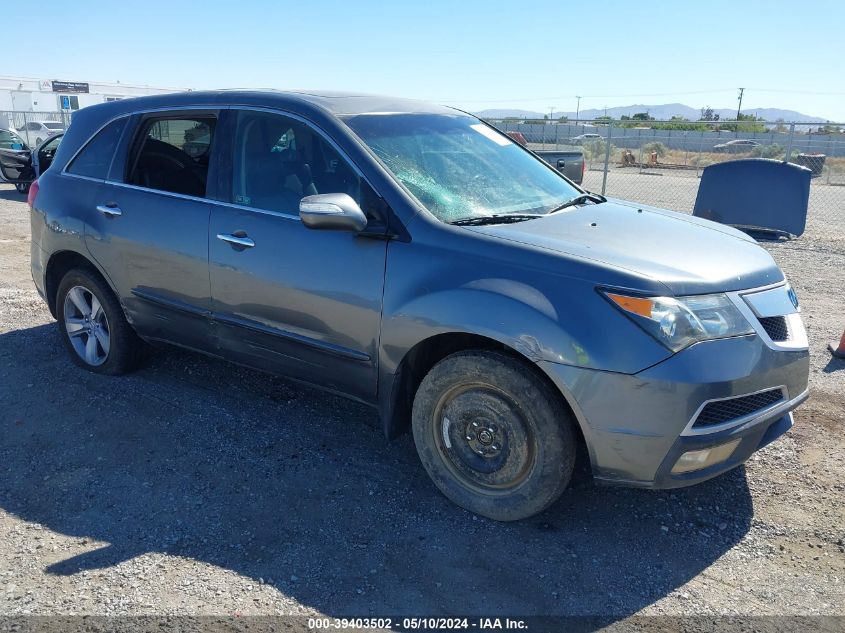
left=342, top=113, right=580, bottom=223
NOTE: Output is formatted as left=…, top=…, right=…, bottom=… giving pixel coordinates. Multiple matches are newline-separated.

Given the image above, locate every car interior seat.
left=241, top=121, right=317, bottom=212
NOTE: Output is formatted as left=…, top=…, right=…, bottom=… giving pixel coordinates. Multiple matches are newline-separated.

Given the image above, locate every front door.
left=84, top=111, right=219, bottom=353
left=209, top=109, right=388, bottom=401
left=0, top=129, right=33, bottom=183
left=33, top=134, right=63, bottom=177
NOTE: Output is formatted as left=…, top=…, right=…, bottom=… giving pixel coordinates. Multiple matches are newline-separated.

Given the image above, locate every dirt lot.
left=0, top=183, right=843, bottom=625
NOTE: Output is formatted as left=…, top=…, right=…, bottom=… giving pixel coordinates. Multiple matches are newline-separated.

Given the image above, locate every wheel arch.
left=44, top=249, right=115, bottom=318
left=379, top=332, right=588, bottom=465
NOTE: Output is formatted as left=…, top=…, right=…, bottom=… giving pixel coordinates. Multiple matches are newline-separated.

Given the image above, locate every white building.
left=0, top=75, right=185, bottom=114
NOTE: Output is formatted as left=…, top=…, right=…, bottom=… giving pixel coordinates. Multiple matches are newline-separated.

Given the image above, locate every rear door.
left=0, top=129, right=33, bottom=183
left=82, top=110, right=220, bottom=353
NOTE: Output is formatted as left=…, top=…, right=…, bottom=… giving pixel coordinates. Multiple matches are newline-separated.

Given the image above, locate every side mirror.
left=299, top=193, right=368, bottom=232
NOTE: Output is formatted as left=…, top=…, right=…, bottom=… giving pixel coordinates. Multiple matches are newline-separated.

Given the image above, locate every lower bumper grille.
left=693, top=388, right=785, bottom=428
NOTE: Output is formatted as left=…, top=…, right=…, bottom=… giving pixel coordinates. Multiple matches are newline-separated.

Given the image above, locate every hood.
left=467, top=199, right=784, bottom=295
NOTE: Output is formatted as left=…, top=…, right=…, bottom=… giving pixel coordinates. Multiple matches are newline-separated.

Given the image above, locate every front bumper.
left=539, top=333, right=809, bottom=488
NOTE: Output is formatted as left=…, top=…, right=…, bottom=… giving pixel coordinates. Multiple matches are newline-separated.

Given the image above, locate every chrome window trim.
left=94, top=180, right=213, bottom=206
left=212, top=199, right=300, bottom=221
left=61, top=103, right=375, bottom=224
left=61, top=106, right=222, bottom=178
left=681, top=385, right=794, bottom=437
left=63, top=174, right=303, bottom=222
left=60, top=172, right=104, bottom=184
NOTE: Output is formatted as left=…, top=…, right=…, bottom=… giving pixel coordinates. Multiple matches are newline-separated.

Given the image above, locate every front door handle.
left=216, top=233, right=255, bottom=248
left=96, top=204, right=122, bottom=217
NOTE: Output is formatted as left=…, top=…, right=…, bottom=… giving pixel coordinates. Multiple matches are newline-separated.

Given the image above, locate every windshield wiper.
left=449, top=214, right=541, bottom=226
left=547, top=192, right=607, bottom=214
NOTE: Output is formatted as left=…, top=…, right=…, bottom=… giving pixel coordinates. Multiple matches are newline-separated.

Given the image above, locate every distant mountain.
left=473, top=108, right=552, bottom=119
left=476, top=103, right=827, bottom=123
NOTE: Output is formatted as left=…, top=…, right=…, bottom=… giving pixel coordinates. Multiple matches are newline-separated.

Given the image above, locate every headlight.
left=603, top=291, right=754, bottom=352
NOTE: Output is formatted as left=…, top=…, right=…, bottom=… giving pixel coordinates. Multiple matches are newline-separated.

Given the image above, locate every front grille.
left=694, top=388, right=784, bottom=428
left=759, top=316, right=789, bottom=341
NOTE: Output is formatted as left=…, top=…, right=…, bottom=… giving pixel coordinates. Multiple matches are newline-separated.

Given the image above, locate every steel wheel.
left=433, top=382, right=537, bottom=494
left=412, top=350, right=577, bottom=521
left=63, top=285, right=110, bottom=366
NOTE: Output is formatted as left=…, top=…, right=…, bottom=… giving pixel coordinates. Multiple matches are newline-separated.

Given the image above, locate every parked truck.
left=534, top=149, right=586, bottom=185
left=504, top=131, right=585, bottom=185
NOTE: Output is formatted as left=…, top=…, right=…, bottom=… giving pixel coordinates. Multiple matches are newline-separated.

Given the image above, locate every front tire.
left=412, top=350, right=576, bottom=521
left=56, top=268, right=143, bottom=375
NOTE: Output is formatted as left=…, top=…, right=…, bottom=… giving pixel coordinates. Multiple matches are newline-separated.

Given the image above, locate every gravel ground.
left=0, top=183, right=843, bottom=625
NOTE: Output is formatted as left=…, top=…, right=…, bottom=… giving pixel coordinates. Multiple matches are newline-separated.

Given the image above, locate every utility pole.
left=550, top=106, right=554, bottom=122
left=736, top=87, right=744, bottom=120
left=575, top=96, right=581, bottom=124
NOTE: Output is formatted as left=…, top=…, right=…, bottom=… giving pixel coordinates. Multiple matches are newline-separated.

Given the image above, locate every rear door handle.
left=96, top=204, right=122, bottom=217
left=216, top=233, right=255, bottom=248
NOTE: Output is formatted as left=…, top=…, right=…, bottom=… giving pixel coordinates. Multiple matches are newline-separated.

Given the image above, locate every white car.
left=569, top=133, right=603, bottom=144
left=16, top=120, right=65, bottom=147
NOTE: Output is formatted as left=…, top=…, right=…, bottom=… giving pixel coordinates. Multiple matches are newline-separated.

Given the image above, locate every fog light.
left=671, top=439, right=741, bottom=474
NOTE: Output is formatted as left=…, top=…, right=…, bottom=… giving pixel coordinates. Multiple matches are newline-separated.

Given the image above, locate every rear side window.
left=127, top=116, right=215, bottom=198
left=66, top=118, right=126, bottom=179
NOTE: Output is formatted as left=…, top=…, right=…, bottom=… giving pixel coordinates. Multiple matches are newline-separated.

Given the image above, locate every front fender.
left=382, top=283, right=591, bottom=369
left=376, top=275, right=672, bottom=439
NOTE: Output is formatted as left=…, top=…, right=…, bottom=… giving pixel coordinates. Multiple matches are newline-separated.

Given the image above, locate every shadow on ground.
left=0, top=187, right=28, bottom=202
left=0, top=324, right=754, bottom=618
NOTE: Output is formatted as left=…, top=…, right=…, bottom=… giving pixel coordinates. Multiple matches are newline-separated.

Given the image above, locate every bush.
left=689, top=155, right=713, bottom=167
left=584, top=139, right=614, bottom=160
left=641, top=142, right=668, bottom=157
left=752, top=143, right=785, bottom=159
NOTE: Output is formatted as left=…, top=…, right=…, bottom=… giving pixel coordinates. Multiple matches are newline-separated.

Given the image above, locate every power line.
left=747, top=88, right=845, bottom=95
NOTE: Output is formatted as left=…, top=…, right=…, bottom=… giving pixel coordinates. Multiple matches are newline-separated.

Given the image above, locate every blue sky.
left=9, top=0, right=845, bottom=120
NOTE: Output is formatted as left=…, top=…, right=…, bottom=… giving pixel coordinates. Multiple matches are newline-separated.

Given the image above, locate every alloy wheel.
left=63, top=285, right=110, bottom=366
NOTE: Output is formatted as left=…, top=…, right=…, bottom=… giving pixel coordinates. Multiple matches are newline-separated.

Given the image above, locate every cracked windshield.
left=343, top=113, right=580, bottom=222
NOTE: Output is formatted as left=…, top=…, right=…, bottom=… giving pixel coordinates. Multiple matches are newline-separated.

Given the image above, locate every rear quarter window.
left=66, top=118, right=127, bottom=179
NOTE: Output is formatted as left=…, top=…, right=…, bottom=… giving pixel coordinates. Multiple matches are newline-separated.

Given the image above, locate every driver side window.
left=230, top=110, right=361, bottom=215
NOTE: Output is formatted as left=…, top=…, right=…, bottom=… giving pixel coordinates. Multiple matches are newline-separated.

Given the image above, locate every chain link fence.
left=0, top=110, right=73, bottom=148
left=487, top=118, right=844, bottom=246
left=2, top=110, right=842, bottom=245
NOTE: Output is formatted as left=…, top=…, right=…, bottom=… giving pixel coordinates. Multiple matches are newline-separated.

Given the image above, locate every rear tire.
left=412, top=350, right=576, bottom=521
left=56, top=267, right=144, bottom=375
left=15, top=182, right=30, bottom=194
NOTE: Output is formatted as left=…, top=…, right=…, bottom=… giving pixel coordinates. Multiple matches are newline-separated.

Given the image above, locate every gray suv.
left=22, top=91, right=809, bottom=521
